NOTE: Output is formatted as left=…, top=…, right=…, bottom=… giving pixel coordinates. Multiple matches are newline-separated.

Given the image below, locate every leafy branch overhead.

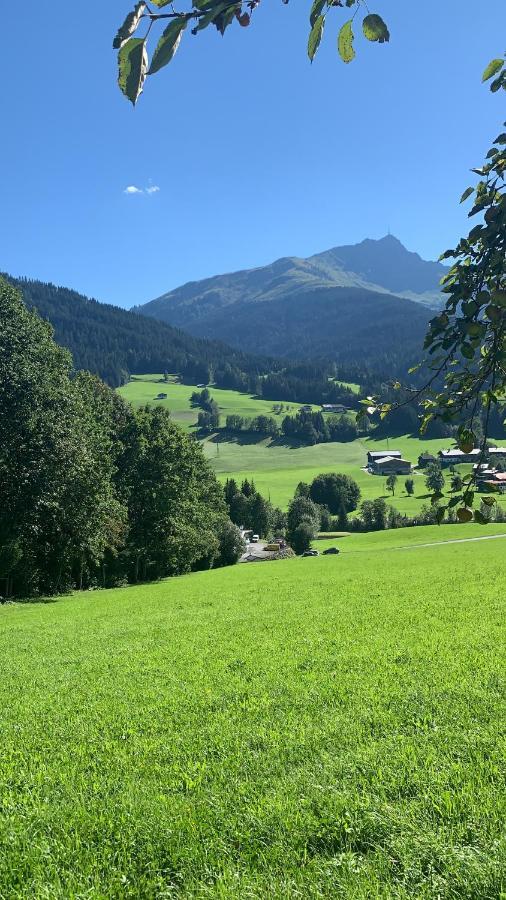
left=114, top=0, right=390, bottom=104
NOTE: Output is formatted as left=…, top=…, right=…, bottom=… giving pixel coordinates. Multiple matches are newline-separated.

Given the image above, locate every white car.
left=251, top=534, right=260, bottom=543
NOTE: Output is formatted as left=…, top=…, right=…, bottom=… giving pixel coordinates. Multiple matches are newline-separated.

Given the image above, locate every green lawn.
left=205, top=433, right=501, bottom=515
left=118, top=375, right=316, bottom=429
left=1, top=525, right=505, bottom=898
left=118, top=376, right=506, bottom=516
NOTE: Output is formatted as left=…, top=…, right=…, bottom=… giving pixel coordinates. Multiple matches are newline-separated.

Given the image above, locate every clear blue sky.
left=2, top=1, right=504, bottom=308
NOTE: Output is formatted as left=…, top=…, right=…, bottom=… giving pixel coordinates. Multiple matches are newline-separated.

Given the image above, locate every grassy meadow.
left=1, top=525, right=505, bottom=898
left=119, top=375, right=487, bottom=514
left=118, top=375, right=319, bottom=429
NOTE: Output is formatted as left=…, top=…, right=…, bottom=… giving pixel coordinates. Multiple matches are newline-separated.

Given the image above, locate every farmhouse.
left=321, top=404, right=347, bottom=414
left=367, top=450, right=402, bottom=465
left=438, top=448, right=481, bottom=467
left=370, top=455, right=412, bottom=475
left=489, top=447, right=506, bottom=462
left=418, top=452, right=437, bottom=468
left=479, top=472, right=506, bottom=494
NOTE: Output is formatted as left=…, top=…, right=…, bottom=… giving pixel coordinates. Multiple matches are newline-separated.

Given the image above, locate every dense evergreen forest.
left=4, top=275, right=268, bottom=389
left=4, top=273, right=371, bottom=404
left=0, top=279, right=245, bottom=598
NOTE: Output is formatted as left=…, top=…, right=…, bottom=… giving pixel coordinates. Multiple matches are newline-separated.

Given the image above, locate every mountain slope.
left=136, top=235, right=445, bottom=332
left=185, top=285, right=431, bottom=373
left=135, top=236, right=437, bottom=370
left=3, top=275, right=269, bottom=387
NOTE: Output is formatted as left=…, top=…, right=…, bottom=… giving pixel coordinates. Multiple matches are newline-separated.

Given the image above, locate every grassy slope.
left=118, top=376, right=319, bottom=428
left=0, top=526, right=505, bottom=898
left=118, top=376, right=506, bottom=515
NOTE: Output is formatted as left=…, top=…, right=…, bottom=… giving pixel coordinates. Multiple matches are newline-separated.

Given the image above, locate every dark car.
left=322, top=547, right=340, bottom=555
left=302, top=549, right=319, bottom=557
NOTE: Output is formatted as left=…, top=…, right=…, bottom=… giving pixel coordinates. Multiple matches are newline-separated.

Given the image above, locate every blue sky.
left=2, top=1, right=504, bottom=308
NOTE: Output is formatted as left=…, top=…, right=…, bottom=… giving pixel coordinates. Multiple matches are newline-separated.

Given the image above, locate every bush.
left=291, top=522, right=314, bottom=555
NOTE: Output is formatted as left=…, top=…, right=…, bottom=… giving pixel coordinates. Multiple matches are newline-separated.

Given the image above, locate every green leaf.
left=338, top=19, right=355, bottom=63
left=490, top=75, right=504, bottom=93
left=310, top=0, right=326, bottom=28
left=113, top=2, right=147, bottom=49
left=149, top=18, right=186, bottom=75
left=194, top=2, right=229, bottom=32
left=362, top=13, right=389, bottom=43
left=482, top=58, right=504, bottom=82
left=459, top=186, right=474, bottom=203
left=150, top=0, right=174, bottom=7
left=308, top=14, right=325, bottom=62
left=457, top=507, right=473, bottom=523
left=491, top=289, right=506, bottom=308
left=118, top=38, right=148, bottom=105
left=457, top=428, right=475, bottom=454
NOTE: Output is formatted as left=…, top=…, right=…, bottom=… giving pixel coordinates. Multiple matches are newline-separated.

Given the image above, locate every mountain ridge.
left=135, top=235, right=445, bottom=329
left=133, top=236, right=441, bottom=366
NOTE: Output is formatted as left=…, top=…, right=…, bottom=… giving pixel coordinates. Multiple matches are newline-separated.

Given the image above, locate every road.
left=343, top=533, right=506, bottom=555
left=240, top=541, right=275, bottom=562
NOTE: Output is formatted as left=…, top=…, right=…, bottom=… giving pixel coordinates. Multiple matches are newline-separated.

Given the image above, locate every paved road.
left=240, top=541, right=270, bottom=562
left=344, top=533, right=506, bottom=554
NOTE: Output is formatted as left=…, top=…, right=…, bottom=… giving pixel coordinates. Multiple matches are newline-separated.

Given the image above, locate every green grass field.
left=1, top=525, right=505, bottom=897
left=118, top=375, right=317, bottom=429
left=118, top=376, right=506, bottom=516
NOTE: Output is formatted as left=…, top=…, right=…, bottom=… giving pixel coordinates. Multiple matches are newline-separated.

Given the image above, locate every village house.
left=369, top=455, right=412, bottom=476
left=478, top=472, right=506, bottom=494
left=418, top=452, right=437, bottom=468
left=438, top=448, right=481, bottom=467
left=367, top=450, right=402, bottom=465
left=489, top=447, right=506, bottom=462
left=321, top=404, right=347, bottom=414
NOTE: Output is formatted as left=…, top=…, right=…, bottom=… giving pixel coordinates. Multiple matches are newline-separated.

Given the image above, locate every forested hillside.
left=173, top=285, right=431, bottom=375
left=4, top=275, right=268, bottom=388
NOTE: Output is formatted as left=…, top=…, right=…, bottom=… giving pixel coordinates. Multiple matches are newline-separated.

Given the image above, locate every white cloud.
left=123, top=183, right=161, bottom=195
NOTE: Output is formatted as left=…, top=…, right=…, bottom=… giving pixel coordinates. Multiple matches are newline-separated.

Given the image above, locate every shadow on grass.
left=3, top=595, right=59, bottom=605
left=206, top=431, right=308, bottom=450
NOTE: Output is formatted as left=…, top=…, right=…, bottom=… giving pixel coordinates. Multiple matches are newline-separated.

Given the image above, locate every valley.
left=118, top=375, right=506, bottom=516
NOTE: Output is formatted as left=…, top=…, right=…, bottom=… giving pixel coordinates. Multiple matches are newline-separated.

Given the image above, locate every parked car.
left=302, top=549, right=319, bottom=557
left=251, top=534, right=260, bottom=543
left=322, top=547, right=340, bottom=555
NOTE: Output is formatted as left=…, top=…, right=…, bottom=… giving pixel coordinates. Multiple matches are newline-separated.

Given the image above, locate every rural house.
left=489, top=447, right=506, bottom=462
left=321, top=404, right=347, bottom=414
left=367, top=450, right=402, bottom=465
left=369, top=455, right=412, bottom=475
left=418, top=452, right=437, bottom=468
left=438, top=448, right=481, bottom=467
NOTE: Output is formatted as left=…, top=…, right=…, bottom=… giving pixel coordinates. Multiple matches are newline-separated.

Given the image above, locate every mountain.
left=3, top=275, right=269, bottom=388
left=134, top=236, right=440, bottom=370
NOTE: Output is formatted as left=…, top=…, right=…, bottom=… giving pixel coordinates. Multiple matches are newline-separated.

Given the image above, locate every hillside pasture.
left=119, top=377, right=506, bottom=516
left=0, top=526, right=505, bottom=897
left=119, top=375, right=318, bottom=429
